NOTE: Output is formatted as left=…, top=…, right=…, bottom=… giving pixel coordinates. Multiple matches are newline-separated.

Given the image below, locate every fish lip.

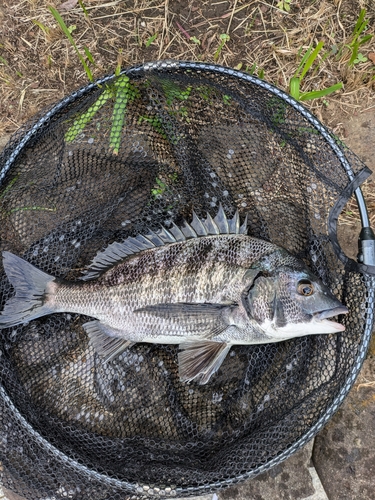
left=314, top=306, right=349, bottom=321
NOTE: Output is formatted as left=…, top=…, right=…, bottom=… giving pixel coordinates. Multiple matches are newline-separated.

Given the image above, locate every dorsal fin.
left=82, top=206, right=248, bottom=280
left=157, top=226, right=176, bottom=244
left=205, top=213, right=220, bottom=235
left=181, top=220, right=197, bottom=238
left=191, top=211, right=207, bottom=236
left=169, top=222, right=186, bottom=242
left=214, top=203, right=229, bottom=233
left=228, top=210, right=240, bottom=234
left=239, top=213, right=248, bottom=234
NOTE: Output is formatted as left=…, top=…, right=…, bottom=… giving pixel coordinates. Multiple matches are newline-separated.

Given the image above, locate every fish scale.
left=0, top=207, right=348, bottom=384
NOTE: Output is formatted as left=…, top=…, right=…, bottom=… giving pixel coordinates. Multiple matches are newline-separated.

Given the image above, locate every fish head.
left=245, top=267, right=348, bottom=340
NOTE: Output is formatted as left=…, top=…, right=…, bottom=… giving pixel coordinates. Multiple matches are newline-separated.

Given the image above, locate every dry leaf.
left=59, top=0, right=78, bottom=11
left=368, top=52, right=375, bottom=65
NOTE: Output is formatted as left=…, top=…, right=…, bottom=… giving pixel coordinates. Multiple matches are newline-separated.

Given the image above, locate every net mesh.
left=0, top=61, right=373, bottom=499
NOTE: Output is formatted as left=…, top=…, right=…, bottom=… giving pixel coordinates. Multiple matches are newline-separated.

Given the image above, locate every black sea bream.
left=0, top=206, right=348, bottom=384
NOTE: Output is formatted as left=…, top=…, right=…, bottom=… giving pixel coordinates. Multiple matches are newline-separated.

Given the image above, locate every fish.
left=0, top=205, right=348, bottom=384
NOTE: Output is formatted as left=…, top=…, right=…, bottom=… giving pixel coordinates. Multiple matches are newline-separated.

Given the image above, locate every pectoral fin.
left=135, top=302, right=236, bottom=339
left=83, top=320, right=134, bottom=362
left=134, top=302, right=230, bottom=319
left=178, top=340, right=231, bottom=384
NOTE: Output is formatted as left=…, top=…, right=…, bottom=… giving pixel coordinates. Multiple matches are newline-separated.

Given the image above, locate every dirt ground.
left=1, top=0, right=375, bottom=259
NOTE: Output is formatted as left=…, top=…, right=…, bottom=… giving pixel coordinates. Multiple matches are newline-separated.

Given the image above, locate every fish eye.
left=297, top=279, right=314, bottom=296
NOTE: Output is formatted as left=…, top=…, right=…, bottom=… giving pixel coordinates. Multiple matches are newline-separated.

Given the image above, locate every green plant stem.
left=65, top=88, right=112, bottom=142
left=109, top=76, right=130, bottom=154
left=49, top=6, right=93, bottom=82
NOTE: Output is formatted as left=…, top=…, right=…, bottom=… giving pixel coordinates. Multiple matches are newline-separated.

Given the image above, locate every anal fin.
left=178, top=340, right=231, bottom=385
left=83, top=320, right=134, bottom=362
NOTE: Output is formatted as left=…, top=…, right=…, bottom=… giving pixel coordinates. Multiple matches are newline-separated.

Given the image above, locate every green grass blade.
left=145, top=33, right=158, bottom=47
left=83, top=46, right=95, bottom=63
left=358, top=34, right=373, bottom=46
left=65, top=88, right=112, bottom=142
left=109, top=76, right=130, bottom=155
left=300, top=82, right=343, bottom=101
left=295, top=46, right=312, bottom=78
left=353, top=9, right=366, bottom=36
left=32, top=19, right=50, bottom=35
left=300, top=41, right=324, bottom=80
left=247, top=62, right=256, bottom=74
left=348, top=45, right=358, bottom=66
left=214, top=33, right=230, bottom=61
left=49, top=6, right=93, bottom=82
left=78, top=0, right=89, bottom=18
left=0, top=174, right=20, bottom=199
left=290, top=77, right=300, bottom=100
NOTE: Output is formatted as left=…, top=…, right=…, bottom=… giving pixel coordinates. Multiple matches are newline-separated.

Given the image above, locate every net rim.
left=0, top=60, right=374, bottom=496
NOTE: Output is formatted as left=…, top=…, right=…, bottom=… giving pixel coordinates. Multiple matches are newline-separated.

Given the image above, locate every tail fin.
left=0, top=251, right=56, bottom=329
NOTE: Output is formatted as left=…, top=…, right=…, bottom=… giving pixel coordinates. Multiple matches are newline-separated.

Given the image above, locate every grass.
left=49, top=5, right=94, bottom=82
left=289, top=41, right=343, bottom=101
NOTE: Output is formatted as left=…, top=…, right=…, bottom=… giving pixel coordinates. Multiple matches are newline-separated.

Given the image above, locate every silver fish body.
left=0, top=207, right=348, bottom=384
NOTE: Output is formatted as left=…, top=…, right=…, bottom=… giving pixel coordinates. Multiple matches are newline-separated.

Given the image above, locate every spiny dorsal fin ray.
left=82, top=206, right=248, bottom=279
left=214, top=203, right=229, bottom=234
left=181, top=220, right=197, bottom=239
left=239, top=213, right=248, bottom=235
left=157, top=226, right=176, bottom=244
left=143, top=229, right=165, bottom=246
left=191, top=211, right=207, bottom=236
left=169, top=222, right=186, bottom=242
left=205, top=212, right=219, bottom=235
left=228, top=210, right=240, bottom=234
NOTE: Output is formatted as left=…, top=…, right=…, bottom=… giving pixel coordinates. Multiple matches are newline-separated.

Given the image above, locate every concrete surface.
left=216, top=441, right=329, bottom=500
left=313, top=358, right=375, bottom=500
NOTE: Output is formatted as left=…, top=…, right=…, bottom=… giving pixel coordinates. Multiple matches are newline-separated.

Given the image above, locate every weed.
left=9, top=206, right=56, bottom=213
left=65, top=88, right=112, bottom=143
left=65, top=74, right=140, bottom=154
left=190, top=36, right=200, bottom=45
left=345, top=9, right=373, bottom=67
left=214, top=34, right=230, bottom=62
left=48, top=6, right=94, bottom=82
left=151, top=173, right=179, bottom=199
left=289, top=42, right=343, bottom=101
left=0, top=174, right=20, bottom=199
left=32, top=19, right=50, bottom=38
left=138, top=115, right=167, bottom=139
left=151, top=178, right=168, bottom=198
left=277, top=0, right=291, bottom=12
left=145, top=33, right=158, bottom=47
left=78, top=0, right=89, bottom=18
left=222, top=94, right=231, bottom=105
left=109, top=75, right=131, bottom=155
left=353, top=53, right=368, bottom=64
left=267, top=96, right=287, bottom=126
left=158, top=79, right=192, bottom=107
left=244, top=63, right=265, bottom=79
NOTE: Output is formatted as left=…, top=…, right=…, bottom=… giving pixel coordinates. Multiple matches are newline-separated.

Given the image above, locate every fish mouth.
left=313, top=306, right=348, bottom=332
left=314, top=306, right=349, bottom=321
